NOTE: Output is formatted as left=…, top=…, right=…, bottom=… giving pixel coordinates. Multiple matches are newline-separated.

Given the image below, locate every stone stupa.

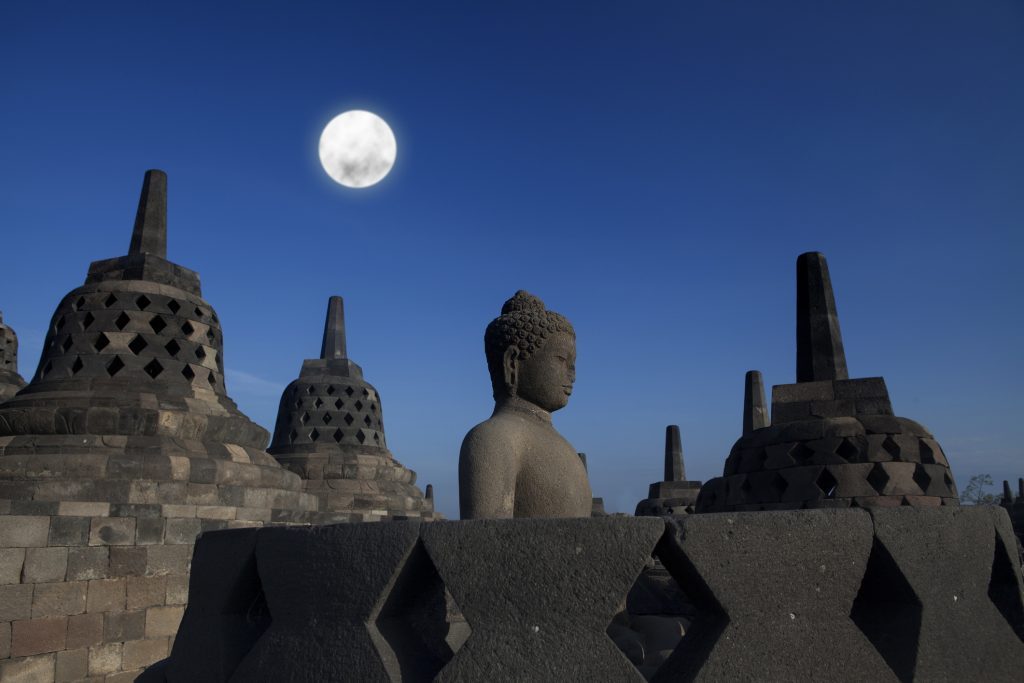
left=268, top=296, right=437, bottom=520
left=0, top=170, right=317, bottom=681
left=0, top=311, right=26, bottom=402
left=634, top=425, right=702, bottom=516
left=696, top=252, right=960, bottom=512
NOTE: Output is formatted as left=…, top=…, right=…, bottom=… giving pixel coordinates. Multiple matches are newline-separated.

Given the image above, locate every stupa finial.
left=1004, top=480, right=1014, bottom=504
left=128, top=170, right=167, bottom=258
left=796, top=252, right=848, bottom=382
left=665, top=425, right=684, bottom=481
left=425, top=484, right=434, bottom=501
left=320, top=296, right=347, bottom=360
left=743, top=370, right=769, bottom=435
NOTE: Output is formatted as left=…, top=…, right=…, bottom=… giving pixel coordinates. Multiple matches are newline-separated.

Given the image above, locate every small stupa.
left=268, top=296, right=437, bottom=520
left=0, top=170, right=317, bottom=678
left=696, top=252, right=960, bottom=512
left=635, top=425, right=702, bottom=516
left=0, top=311, right=26, bottom=401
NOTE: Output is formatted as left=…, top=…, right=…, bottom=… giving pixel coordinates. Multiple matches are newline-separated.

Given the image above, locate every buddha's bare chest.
left=514, top=425, right=593, bottom=517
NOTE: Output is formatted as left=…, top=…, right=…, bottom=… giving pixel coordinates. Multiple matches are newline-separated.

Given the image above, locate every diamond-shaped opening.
left=836, top=438, right=859, bottom=461
left=612, top=544, right=727, bottom=681
left=988, top=531, right=1024, bottom=640
left=206, top=329, right=216, bottom=343
left=344, top=413, right=355, bottom=426
left=74, top=296, right=86, bottom=310
left=345, top=386, right=355, bottom=396
left=128, top=335, right=148, bottom=355
left=364, top=415, right=373, bottom=427
left=373, top=433, right=381, bottom=444
left=181, top=364, right=195, bottom=381
left=93, top=333, right=111, bottom=352
left=300, top=412, right=310, bottom=425
left=356, top=429, right=366, bottom=444
left=180, top=321, right=195, bottom=337
left=61, top=336, right=74, bottom=352
left=355, top=400, right=364, bottom=411
left=770, top=472, right=788, bottom=497
left=149, top=316, right=167, bottom=334
left=71, top=356, right=84, bottom=374
left=371, top=403, right=378, bottom=412
left=850, top=539, right=922, bottom=682
left=165, top=340, right=181, bottom=357
left=789, top=442, right=814, bottom=463
left=167, top=300, right=181, bottom=314
left=207, top=371, right=217, bottom=388
left=362, top=388, right=370, bottom=398
left=335, top=399, right=344, bottom=410
left=215, top=352, right=222, bottom=367
left=333, top=428, right=344, bottom=443
left=143, top=359, right=163, bottom=379
left=114, top=312, right=130, bottom=330
left=103, top=294, right=118, bottom=308
left=323, top=413, right=333, bottom=425
left=289, top=429, right=298, bottom=443
left=306, top=385, right=316, bottom=395
left=195, top=345, right=206, bottom=360
left=82, top=312, right=96, bottom=330
left=41, top=360, right=53, bottom=377
left=867, top=463, right=890, bottom=495
left=310, top=428, right=321, bottom=441
left=326, top=385, right=336, bottom=395
left=106, top=356, right=125, bottom=377
left=371, top=540, right=469, bottom=681
left=55, top=316, right=66, bottom=332
left=314, top=398, right=323, bottom=409
left=136, top=295, right=151, bottom=310
left=912, top=466, right=931, bottom=494
left=817, top=467, right=839, bottom=498
left=918, top=441, right=936, bottom=465
left=195, top=306, right=204, bottom=318
left=882, top=436, right=901, bottom=460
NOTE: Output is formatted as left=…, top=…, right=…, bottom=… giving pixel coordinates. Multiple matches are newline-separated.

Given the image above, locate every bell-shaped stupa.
left=696, top=252, right=959, bottom=512
left=0, top=311, right=26, bottom=401
left=634, top=425, right=703, bottom=516
left=268, top=296, right=438, bottom=520
left=0, top=171, right=317, bottom=678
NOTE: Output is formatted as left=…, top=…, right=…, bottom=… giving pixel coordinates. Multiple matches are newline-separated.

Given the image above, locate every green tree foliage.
left=961, top=473, right=998, bottom=505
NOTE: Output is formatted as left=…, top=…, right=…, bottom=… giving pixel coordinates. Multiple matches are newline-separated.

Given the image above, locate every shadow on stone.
left=988, top=530, right=1024, bottom=642
left=371, top=540, right=469, bottom=682
left=849, top=539, right=922, bottom=682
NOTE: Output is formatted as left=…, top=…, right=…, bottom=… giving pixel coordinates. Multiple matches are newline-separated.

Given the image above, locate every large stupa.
left=268, top=296, right=438, bottom=520
left=0, top=171, right=317, bottom=680
left=696, top=252, right=959, bottom=512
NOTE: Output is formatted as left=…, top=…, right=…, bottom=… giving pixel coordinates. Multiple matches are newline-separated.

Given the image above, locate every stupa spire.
left=743, top=370, right=769, bottom=435
left=664, top=425, right=684, bottom=482
left=796, top=252, right=848, bottom=382
left=128, top=170, right=167, bottom=258
left=321, top=296, right=347, bottom=360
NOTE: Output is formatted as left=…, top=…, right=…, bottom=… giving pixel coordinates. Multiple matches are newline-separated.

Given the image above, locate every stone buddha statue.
left=459, top=290, right=593, bottom=518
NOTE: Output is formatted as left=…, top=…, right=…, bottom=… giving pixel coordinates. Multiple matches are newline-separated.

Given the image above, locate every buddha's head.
left=484, top=291, right=576, bottom=412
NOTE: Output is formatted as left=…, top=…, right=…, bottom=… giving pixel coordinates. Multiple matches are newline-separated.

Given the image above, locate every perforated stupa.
left=0, top=311, right=26, bottom=402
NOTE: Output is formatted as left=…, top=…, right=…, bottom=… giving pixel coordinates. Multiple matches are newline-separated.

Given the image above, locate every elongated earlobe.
left=503, top=345, right=520, bottom=397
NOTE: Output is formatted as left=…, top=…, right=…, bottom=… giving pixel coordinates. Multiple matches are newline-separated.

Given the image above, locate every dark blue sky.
left=2, top=2, right=1021, bottom=516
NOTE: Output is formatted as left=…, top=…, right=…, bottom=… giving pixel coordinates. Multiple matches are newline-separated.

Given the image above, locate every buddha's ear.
left=502, top=345, right=520, bottom=395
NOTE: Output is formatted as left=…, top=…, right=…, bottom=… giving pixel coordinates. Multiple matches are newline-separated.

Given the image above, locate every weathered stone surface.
left=460, top=291, right=591, bottom=518
left=0, top=311, right=27, bottom=402
left=423, top=517, right=661, bottom=681
left=654, top=509, right=896, bottom=682
left=636, top=425, right=702, bottom=517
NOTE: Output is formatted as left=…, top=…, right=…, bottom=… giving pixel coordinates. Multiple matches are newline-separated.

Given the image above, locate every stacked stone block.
left=268, top=296, right=437, bottom=520
left=697, top=253, right=959, bottom=512
left=0, top=311, right=26, bottom=402
left=0, top=170, right=318, bottom=680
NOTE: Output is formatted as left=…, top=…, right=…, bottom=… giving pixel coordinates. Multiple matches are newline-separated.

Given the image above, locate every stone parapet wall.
left=149, top=507, right=1024, bottom=682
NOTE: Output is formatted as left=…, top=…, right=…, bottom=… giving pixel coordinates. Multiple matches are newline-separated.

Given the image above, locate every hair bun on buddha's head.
left=501, top=290, right=546, bottom=315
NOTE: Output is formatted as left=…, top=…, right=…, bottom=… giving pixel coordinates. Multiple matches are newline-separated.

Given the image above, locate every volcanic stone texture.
left=0, top=312, right=26, bottom=402
left=147, top=506, right=1023, bottom=682
left=0, top=170, right=318, bottom=681
left=268, top=296, right=437, bottom=521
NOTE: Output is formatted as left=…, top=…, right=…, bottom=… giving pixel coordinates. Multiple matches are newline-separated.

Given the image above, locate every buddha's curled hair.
left=484, top=290, right=574, bottom=394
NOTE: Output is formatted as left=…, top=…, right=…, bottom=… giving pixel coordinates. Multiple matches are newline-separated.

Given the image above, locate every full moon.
left=318, top=110, right=397, bottom=188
